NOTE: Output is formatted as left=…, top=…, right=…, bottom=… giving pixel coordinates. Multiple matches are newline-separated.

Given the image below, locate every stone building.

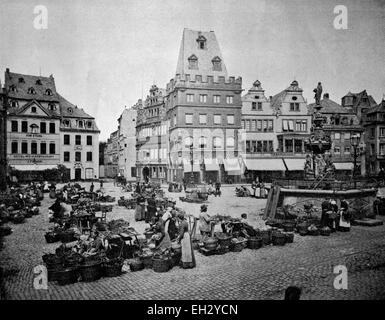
left=308, top=93, right=364, bottom=176
left=0, top=88, right=7, bottom=190
left=166, top=28, right=243, bottom=184
left=117, top=103, right=138, bottom=181
left=136, top=87, right=168, bottom=182
left=341, top=90, right=377, bottom=123
left=59, top=94, right=100, bottom=180
left=363, top=98, right=385, bottom=175
left=4, top=69, right=62, bottom=172
left=104, top=130, right=119, bottom=178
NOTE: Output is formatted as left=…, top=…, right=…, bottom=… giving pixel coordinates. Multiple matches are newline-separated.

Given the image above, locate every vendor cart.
left=179, top=187, right=208, bottom=203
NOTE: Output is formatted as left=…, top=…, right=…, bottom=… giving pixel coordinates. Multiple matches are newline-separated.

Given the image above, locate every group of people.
left=321, top=199, right=352, bottom=232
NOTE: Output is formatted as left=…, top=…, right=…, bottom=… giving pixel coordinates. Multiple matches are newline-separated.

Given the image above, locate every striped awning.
left=182, top=159, right=200, bottom=172
left=244, top=159, right=286, bottom=171
left=203, top=159, right=219, bottom=171
left=283, top=158, right=305, bottom=171
left=11, top=164, right=58, bottom=171
left=334, top=162, right=354, bottom=170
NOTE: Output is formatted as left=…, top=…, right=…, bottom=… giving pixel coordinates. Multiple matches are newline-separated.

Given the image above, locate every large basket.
left=103, top=260, right=123, bottom=277
left=152, top=256, right=171, bottom=273
left=247, top=237, right=263, bottom=249
left=215, top=233, right=232, bottom=247
left=230, top=241, right=244, bottom=252
left=282, top=222, right=296, bottom=232
left=284, top=232, right=294, bottom=243
left=272, top=233, right=286, bottom=246
left=56, top=267, right=78, bottom=286
left=45, top=232, right=60, bottom=244
left=129, top=258, right=144, bottom=272
left=80, top=262, right=103, bottom=282
left=140, top=253, right=154, bottom=269
left=320, top=228, right=331, bottom=236
left=258, top=230, right=272, bottom=245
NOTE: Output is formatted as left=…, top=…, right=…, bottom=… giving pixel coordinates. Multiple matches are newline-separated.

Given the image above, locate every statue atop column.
left=313, top=82, right=323, bottom=105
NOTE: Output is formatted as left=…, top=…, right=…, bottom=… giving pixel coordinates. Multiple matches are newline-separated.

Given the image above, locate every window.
left=251, top=141, right=257, bottom=153
left=64, top=134, right=70, bottom=145
left=213, top=95, right=220, bottom=104
left=262, top=141, right=268, bottom=152
left=380, top=128, right=385, bottom=137
left=87, top=121, right=92, bottom=128
left=292, top=96, right=298, bottom=101
left=63, top=120, right=70, bottom=127
left=49, top=123, right=55, bottom=134
left=199, top=114, right=207, bottom=124
left=268, top=120, right=274, bottom=131
left=10, top=100, right=17, bottom=108
left=131, top=167, right=136, bottom=177
left=9, top=85, right=17, bottom=92
left=21, top=121, right=28, bottom=133
left=18, top=77, right=25, bottom=83
left=45, top=89, right=52, bottom=96
left=36, top=79, right=42, bottom=85
left=27, top=87, right=36, bottom=94
left=252, top=102, right=257, bottom=110
left=246, top=141, right=250, bottom=153
left=187, top=94, right=194, bottom=102
left=285, top=140, right=293, bottom=153
left=380, top=144, right=385, bottom=155
left=40, top=142, right=46, bottom=154
left=370, top=128, right=375, bottom=138
left=344, top=132, right=351, bottom=140
left=197, top=36, right=206, bottom=49
left=226, top=137, right=235, bottom=148
left=246, top=120, right=251, bottom=131
left=294, top=140, right=302, bottom=153
left=334, top=132, right=341, bottom=140
left=257, top=102, right=262, bottom=110
left=87, top=136, right=92, bottom=145
left=48, top=103, right=56, bottom=111
left=31, top=106, right=37, bottom=113
left=226, top=96, right=233, bottom=104
left=87, top=152, right=92, bottom=162
left=257, top=120, right=262, bottom=131
left=199, top=94, right=207, bottom=103
left=75, top=135, right=81, bottom=145
left=49, top=143, right=55, bottom=154
left=11, top=141, right=18, bottom=154
left=78, top=121, right=83, bottom=128
left=64, top=151, right=70, bottom=162
left=21, top=142, right=28, bottom=154
left=344, top=147, right=350, bottom=154
left=212, top=56, right=222, bottom=71
left=40, top=122, right=46, bottom=133
left=188, top=55, right=198, bottom=69
left=31, top=142, right=37, bottom=154
left=75, top=152, right=81, bottom=162
left=227, top=115, right=234, bottom=125
left=173, top=114, right=177, bottom=126
left=263, top=120, right=268, bottom=131
left=257, top=141, right=262, bottom=152
left=251, top=120, right=256, bottom=131
left=184, top=136, right=193, bottom=148
left=268, top=141, right=274, bottom=152
left=213, top=137, right=223, bottom=149
left=214, top=114, right=221, bottom=125
left=199, top=136, right=207, bottom=149
left=334, top=147, right=341, bottom=154
left=30, top=124, right=39, bottom=134
left=283, top=120, right=294, bottom=132
left=185, top=113, right=193, bottom=125
left=289, top=103, right=300, bottom=111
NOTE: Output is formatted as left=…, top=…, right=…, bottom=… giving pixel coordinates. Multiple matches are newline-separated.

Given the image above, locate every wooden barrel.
left=247, top=237, right=263, bottom=249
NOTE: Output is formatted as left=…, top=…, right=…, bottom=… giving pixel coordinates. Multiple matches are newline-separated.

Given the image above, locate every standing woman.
left=177, top=212, right=196, bottom=269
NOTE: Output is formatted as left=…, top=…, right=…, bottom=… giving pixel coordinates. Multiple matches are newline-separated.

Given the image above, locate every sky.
left=0, top=0, right=384, bottom=141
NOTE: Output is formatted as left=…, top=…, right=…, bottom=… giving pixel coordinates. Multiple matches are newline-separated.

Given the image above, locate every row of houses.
left=103, top=28, right=384, bottom=184
left=0, top=68, right=100, bottom=181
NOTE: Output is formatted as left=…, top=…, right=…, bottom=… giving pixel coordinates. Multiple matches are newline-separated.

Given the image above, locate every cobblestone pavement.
left=1, top=182, right=385, bottom=300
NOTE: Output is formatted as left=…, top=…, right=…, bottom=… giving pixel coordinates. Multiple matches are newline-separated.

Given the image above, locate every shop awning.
left=223, top=158, right=243, bottom=175
left=203, top=159, right=219, bottom=171
left=11, top=164, right=58, bottom=171
left=182, top=159, right=200, bottom=172
left=244, top=159, right=286, bottom=171
left=283, top=158, right=305, bottom=171
left=334, top=162, right=354, bottom=170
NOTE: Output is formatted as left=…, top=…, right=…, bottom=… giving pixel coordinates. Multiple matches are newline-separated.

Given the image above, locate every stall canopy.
left=203, top=159, right=219, bottom=171
left=223, top=158, right=243, bottom=175
left=182, top=159, right=200, bottom=172
left=244, top=159, right=286, bottom=171
left=11, top=164, right=58, bottom=171
left=334, top=162, right=354, bottom=170
left=283, top=158, right=305, bottom=171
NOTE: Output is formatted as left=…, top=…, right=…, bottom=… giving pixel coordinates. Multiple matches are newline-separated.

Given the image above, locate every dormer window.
left=27, top=87, right=36, bottom=94
left=188, top=54, right=198, bottom=70
left=31, top=106, right=37, bottom=113
left=18, top=77, right=25, bottom=83
left=9, top=85, right=17, bottom=92
left=45, top=89, right=53, bottom=96
left=87, top=121, right=92, bottom=128
left=63, top=120, right=70, bottom=127
left=67, top=107, right=73, bottom=114
left=196, top=35, right=207, bottom=49
left=36, top=79, right=42, bottom=85
left=48, top=103, right=56, bottom=111
left=78, top=120, right=84, bottom=128
left=212, top=56, right=222, bottom=71
left=292, top=96, right=298, bottom=101
left=10, top=100, right=17, bottom=108
left=30, top=123, right=39, bottom=134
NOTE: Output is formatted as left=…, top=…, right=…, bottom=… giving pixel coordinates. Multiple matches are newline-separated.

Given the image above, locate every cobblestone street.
left=1, top=182, right=385, bottom=300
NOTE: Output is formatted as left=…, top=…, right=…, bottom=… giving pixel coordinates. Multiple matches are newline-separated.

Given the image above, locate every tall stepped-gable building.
left=166, top=29, right=243, bottom=184
left=5, top=68, right=62, bottom=171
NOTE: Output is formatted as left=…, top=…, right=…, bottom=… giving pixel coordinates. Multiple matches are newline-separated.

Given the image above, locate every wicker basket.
left=170, top=252, right=181, bottom=267
left=56, top=267, right=78, bottom=286
left=230, top=240, right=245, bottom=252
left=80, top=261, right=103, bottom=282
left=140, top=253, right=154, bottom=269
left=215, top=233, right=232, bottom=247
left=308, top=229, right=320, bottom=236
left=258, top=230, right=272, bottom=245
left=320, top=228, right=331, bottom=236
left=272, top=233, right=286, bottom=246
left=152, top=256, right=171, bottom=273
left=129, top=258, right=144, bottom=272
left=247, top=237, right=263, bottom=249
left=103, top=260, right=123, bottom=277
left=283, top=223, right=296, bottom=232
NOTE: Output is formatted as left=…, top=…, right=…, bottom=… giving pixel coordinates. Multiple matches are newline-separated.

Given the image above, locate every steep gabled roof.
left=58, top=94, right=94, bottom=119
left=5, top=70, right=59, bottom=102
left=308, top=97, right=353, bottom=115
left=366, top=99, right=385, bottom=114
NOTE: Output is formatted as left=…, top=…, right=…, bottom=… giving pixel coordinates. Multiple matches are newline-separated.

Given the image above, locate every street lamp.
left=350, top=133, right=360, bottom=188
left=190, top=143, right=194, bottom=185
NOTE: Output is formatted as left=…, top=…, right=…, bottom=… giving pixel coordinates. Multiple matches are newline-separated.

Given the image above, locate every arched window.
left=27, top=87, right=36, bottom=94
left=78, top=120, right=84, bottom=128
left=30, top=124, right=39, bottom=134
left=226, top=137, right=235, bottom=148
left=45, top=89, right=53, bottom=96
left=188, top=54, right=198, bottom=70
left=63, top=120, right=70, bottom=127
left=10, top=100, right=18, bottom=108
left=199, top=136, right=207, bottom=149
left=196, top=35, right=207, bottom=49
left=9, top=85, right=17, bottom=93
left=36, top=79, right=42, bottom=85
left=213, top=137, right=223, bottom=149
left=184, top=136, right=193, bottom=148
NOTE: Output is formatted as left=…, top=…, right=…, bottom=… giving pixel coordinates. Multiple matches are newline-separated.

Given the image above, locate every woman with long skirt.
left=176, top=212, right=196, bottom=269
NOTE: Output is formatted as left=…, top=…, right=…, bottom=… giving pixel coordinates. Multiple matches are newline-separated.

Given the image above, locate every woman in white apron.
left=338, top=200, right=351, bottom=232
left=176, top=212, right=195, bottom=269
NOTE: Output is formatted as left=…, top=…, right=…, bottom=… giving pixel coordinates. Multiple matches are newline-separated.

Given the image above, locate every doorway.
left=75, top=168, right=82, bottom=180
left=142, top=167, right=149, bottom=182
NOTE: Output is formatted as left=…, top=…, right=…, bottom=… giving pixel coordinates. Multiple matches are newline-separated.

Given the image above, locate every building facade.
left=136, top=87, right=168, bottom=182
left=59, top=95, right=100, bottom=180
left=104, top=130, right=119, bottom=178
left=341, top=90, right=377, bottom=123
left=0, top=88, right=7, bottom=190
left=363, top=98, right=385, bottom=176
left=5, top=69, right=62, bottom=172
left=309, top=93, right=364, bottom=176
left=241, top=80, right=311, bottom=181
left=166, top=28, right=243, bottom=184
left=117, top=103, right=138, bottom=181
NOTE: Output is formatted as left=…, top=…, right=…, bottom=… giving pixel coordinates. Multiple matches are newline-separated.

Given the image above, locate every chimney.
left=323, top=93, right=329, bottom=99
left=6, top=68, right=9, bottom=73
left=269, top=96, right=272, bottom=102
